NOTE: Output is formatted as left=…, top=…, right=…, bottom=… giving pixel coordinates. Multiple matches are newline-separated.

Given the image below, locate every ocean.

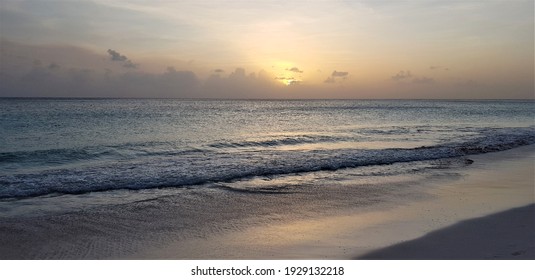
left=0, top=99, right=534, bottom=258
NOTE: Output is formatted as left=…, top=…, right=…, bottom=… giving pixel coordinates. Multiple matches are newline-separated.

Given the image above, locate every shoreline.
left=133, top=144, right=535, bottom=259
left=0, top=145, right=533, bottom=259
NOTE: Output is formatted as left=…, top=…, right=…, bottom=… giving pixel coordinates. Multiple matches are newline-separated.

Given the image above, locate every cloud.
left=9, top=40, right=533, bottom=99
left=412, top=77, right=435, bottom=84
left=213, top=69, right=224, bottom=73
left=287, top=80, right=301, bottom=86
left=107, top=49, right=128, bottom=62
left=392, top=70, right=434, bottom=84
left=324, top=70, right=349, bottom=84
left=286, top=67, right=303, bottom=73
left=429, top=65, right=449, bottom=71
left=0, top=42, right=279, bottom=98
left=331, top=70, right=348, bottom=77
left=204, top=68, right=279, bottom=98
left=3, top=59, right=199, bottom=98
left=391, top=70, right=412, bottom=81
left=107, top=49, right=137, bottom=68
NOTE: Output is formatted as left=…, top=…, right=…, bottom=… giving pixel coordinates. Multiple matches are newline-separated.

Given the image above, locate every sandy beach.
left=133, top=145, right=535, bottom=259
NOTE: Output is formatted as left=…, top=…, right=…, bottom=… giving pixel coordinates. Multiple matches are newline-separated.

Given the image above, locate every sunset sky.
left=0, top=0, right=533, bottom=99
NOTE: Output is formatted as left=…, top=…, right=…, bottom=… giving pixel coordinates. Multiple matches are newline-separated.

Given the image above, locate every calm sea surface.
left=0, top=99, right=533, bottom=212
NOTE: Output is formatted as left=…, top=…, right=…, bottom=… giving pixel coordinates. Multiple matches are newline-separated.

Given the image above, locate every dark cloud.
left=1, top=43, right=279, bottom=98
left=107, top=49, right=128, bottom=62
left=4, top=61, right=200, bottom=98
left=275, top=76, right=294, bottom=80
left=331, top=70, right=348, bottom=77
left=107, top=49, right=137, bottom=68
left=15, top=64, right=99, bottom=97
left=286, top=67, right=303, bottom=73
left=413, top=77, right=435, bottom=84
left=391, top=70, right=412, bottom=81
left=213, top=69, right=224, bottom=73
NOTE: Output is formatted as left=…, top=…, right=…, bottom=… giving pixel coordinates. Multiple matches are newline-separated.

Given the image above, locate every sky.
left=0, top=0, right=533, bottom=99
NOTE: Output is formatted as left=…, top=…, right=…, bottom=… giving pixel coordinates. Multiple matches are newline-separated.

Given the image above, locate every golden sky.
left=0, top=0, right=533, bottom=99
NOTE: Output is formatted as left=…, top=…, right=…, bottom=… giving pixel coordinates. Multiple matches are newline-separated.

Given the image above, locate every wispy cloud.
left=391, top=70, right=411, bottom=81
left=324, top=70, right=349, bottom=83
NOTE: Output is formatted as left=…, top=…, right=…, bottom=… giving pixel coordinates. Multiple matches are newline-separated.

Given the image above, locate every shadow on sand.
left=357, top=204, right=535, bottom=260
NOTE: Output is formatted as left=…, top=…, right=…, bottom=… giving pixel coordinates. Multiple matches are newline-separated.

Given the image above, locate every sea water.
left=1, top=99, right=533, bottom=199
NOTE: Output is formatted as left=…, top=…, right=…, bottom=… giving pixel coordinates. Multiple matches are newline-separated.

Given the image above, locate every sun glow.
left=271, top=60, right=303, bottom=86
left=282, top=78, right=301, bottom=86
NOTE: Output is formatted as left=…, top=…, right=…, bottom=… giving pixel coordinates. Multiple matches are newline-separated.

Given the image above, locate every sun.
left=284, top=79, right=301, bottom=86
left=275, top=76, right=301, bottom=86
left=271, top=60, right=303, bottom=86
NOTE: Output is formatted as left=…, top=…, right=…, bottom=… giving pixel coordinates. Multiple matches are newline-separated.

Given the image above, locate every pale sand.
left=133, top=145, right=535, bottom=259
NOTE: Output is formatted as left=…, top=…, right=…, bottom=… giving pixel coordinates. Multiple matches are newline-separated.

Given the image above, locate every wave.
left=0, top=142, right=208, bottom=170
left=208, top=135, right=346, bottom=149
left=0, top=127, right=533, bottom=199
left=0, top=147, right=120, bottom=165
